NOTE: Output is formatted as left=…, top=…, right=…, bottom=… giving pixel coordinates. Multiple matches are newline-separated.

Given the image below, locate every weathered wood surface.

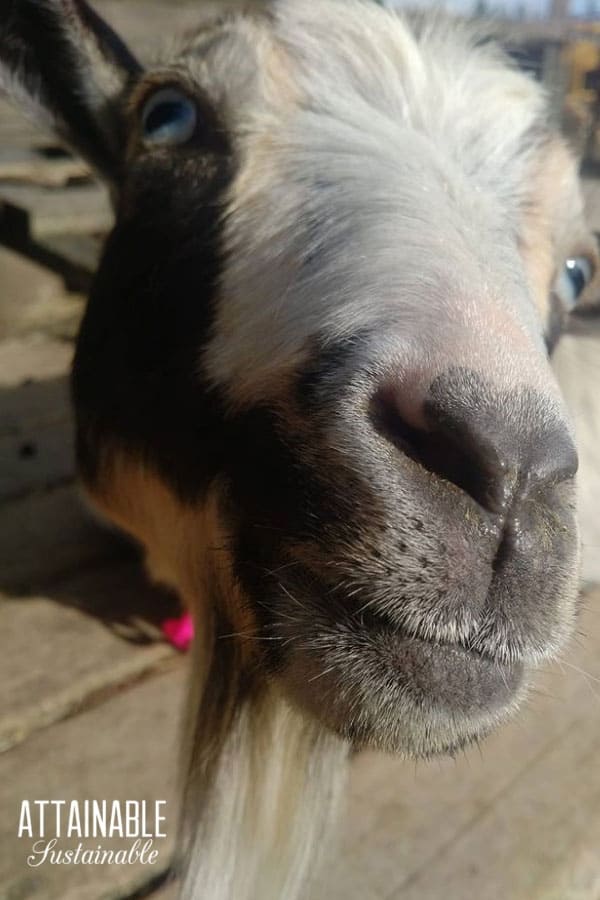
left=309, top=589, right=600, bottom=900
left=0, top=255, right=84, bottom=341
left=0, top=148, right=90, bottom=188
left=0, top=667, right=185, bottom=900
left=0, top=183, right=112, bottom=239
left=0, top=335, right=74, bottom=501
left=0, top=561, right=179, bottom=753
left=0, top=284, right=186, bottom=900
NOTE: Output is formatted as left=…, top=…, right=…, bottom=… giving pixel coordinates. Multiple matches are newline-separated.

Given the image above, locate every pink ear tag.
left=161, top=612, right=194, bottom=651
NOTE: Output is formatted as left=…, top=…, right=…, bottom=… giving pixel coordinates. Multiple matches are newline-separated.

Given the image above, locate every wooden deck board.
left=0, top=484, right=129, bottom=592
left=0, top=182, right=112, bottom=239
left=0, top=251, right=82, bottom=341
left=0, top=335, right=75, bottom=500
left=0, top=560, right=178, bottom=753
left=0, top=667, right=185, bottom=900
left=309, top=591, right=600, bottom=900
left=0, top=147, right=90, bottom=188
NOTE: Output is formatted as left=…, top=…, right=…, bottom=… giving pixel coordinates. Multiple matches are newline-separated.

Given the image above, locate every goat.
left=1, top=1, right=598, bottom=897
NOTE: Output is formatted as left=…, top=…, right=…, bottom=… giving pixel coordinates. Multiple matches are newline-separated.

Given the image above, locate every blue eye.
left=555, top=257, right=593, bottom=311
left=142, top=88, right=197, bottom=146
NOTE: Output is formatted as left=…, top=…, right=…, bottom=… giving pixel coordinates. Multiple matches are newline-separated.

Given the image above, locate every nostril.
left=370, top=384, right=510, bottom=513
left=370, top=384, right=427, bottom=466
left=370, top=374, right=577, bottom=516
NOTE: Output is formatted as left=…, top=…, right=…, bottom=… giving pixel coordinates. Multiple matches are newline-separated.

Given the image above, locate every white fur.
left=202, top=0, right=554, bottom=405
left=180, top=674, right=347, bottom=900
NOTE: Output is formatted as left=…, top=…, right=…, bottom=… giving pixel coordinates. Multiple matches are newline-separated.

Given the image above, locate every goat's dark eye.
left=141, top=88, right=197, bottom=146
left=555, top=257, right=593, bottom=310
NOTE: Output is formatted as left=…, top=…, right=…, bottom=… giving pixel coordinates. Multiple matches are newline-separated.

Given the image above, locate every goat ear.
left=0, top=0, right=141, bottom=182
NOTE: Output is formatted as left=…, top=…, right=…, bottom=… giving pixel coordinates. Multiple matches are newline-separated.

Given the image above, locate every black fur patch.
left=73, top=146, right=233, bottom=499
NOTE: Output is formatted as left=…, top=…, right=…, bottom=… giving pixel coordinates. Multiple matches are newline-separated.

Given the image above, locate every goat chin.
left=178, top=619, right=348, bottom=900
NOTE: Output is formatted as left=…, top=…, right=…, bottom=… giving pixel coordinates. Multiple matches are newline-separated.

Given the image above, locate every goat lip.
left=357, top=605, right=516, bottom=667
left=366, top=633, right=526, bottom=755
left=280, top=609, right=526, bottom=757
left=371, top=625, right=525, bottom=706
left=392, top=632, right=524, bottom=685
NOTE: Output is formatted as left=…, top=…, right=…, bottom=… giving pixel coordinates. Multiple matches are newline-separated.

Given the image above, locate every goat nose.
left=371, top=368, right=578, bottom=515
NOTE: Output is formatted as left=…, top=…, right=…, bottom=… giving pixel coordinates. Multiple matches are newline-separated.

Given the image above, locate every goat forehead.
left=276, top=2, right=544, bottom=180
left=169, top=1, right=574, bottom=405
left=194, top=14, right=552, bottom=401
left=182, top=0, right=545, bottom=187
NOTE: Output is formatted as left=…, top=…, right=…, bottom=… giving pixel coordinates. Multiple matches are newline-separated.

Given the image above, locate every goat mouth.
left=383, top=629, right=524, bottom=711
left=279, top=610, right=526, bottom=758
left=233, top=471, right=577, bottom=754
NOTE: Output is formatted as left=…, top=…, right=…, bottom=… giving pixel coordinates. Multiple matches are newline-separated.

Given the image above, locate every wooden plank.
left=0, top=182, right=112, bottom=239
left=0, top=668, right=184, bottom=900
left=309, top=591, right=600, bottom=900
left=393, top=685, right=600, bottom=900
left=0, top=417, right=74, bottom=501
left=0, top=255, right=80, bottom=342
left=0, top=485, right=129, bottom=592
left=0, top=336, right=76, bottom=499
left=0, top=333, right=72, bottom=390
left=0, top=147, right=90, bottom=187
left=0, top=561, right=177, bottom=752
left=0, top=338, right=125, bottom=583
left=39, top=233, right=103, bottom=276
